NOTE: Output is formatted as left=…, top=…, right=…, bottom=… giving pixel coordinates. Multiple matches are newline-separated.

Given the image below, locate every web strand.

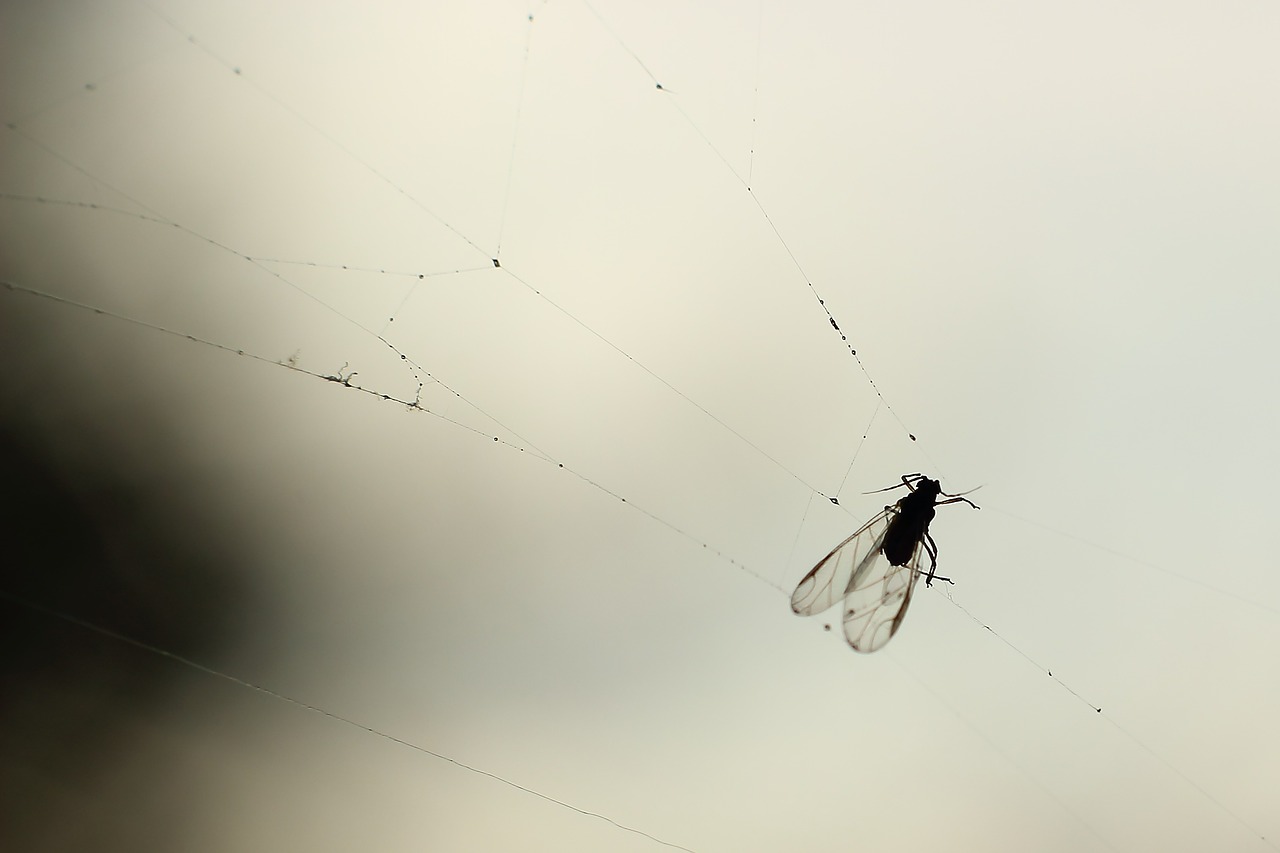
left=4, top=6, right=1273, bottom=851
left=0, top=590, right=702, bottom=853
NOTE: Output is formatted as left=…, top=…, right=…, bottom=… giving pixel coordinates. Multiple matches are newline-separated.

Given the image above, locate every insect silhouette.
left=791, top=474, right=978, bottom=652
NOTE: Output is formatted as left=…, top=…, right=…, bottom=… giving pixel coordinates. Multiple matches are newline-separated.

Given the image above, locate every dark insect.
left=791, top=474, right=978, bottom=652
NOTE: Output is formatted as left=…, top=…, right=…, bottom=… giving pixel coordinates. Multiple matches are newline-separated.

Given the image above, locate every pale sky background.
left=3, top=1, right=1279, bottom=851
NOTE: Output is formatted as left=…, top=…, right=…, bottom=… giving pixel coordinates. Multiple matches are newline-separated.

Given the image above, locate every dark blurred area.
left=1, top=296, right=250, bottom=851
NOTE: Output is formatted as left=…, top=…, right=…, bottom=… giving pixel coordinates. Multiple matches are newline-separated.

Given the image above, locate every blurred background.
left=3, top=1, right=1278, bottom=850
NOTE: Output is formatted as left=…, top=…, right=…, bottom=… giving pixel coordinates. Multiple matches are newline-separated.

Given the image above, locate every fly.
left=791, top=474, right=978, bottom=652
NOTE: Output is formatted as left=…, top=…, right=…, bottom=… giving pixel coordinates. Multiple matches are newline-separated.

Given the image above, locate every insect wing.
left=791, top=508, right=894, bottom=617
left=841, top=538, right=922, bottom=653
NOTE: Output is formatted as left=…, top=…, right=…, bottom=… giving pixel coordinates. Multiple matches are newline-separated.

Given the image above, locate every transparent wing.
left=841, top=538, right=922, bottom=653
left=791, top=507, right=895, bottom=617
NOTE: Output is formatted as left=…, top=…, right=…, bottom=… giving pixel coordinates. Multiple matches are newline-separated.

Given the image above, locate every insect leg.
left=919, top=534, right=955, bottom=586
left=922, top=532, right=939, bottom=586
left=937, top=495, right=980, bottom=510
left=900, top=473, right=928, bottom=491
left=862, top=475, right=919, bottom=496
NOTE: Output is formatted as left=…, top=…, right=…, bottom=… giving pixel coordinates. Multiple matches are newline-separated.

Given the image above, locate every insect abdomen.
left=881, top=532, right=917, bottom=566
left=881, top=507, right=933, bottom=566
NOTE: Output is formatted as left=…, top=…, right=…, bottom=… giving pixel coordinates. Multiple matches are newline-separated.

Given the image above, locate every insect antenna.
left=860, top=472, right=926, bottom=495
left=938, top=484, right=982, bottom=509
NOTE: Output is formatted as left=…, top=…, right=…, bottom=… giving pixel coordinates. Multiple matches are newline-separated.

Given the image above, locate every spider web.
left=3, top=3, right=1279, bottom=853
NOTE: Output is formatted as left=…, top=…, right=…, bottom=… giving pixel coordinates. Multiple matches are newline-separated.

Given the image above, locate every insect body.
left=791, top=474, right=977, bottom=652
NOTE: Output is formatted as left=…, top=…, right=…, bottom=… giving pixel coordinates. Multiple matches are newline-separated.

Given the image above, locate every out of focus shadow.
left=1, top=302, right=250, bottom=852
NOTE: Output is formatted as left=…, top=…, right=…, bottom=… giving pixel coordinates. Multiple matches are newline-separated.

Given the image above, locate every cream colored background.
left=2, top=1, right=1278, bottom=851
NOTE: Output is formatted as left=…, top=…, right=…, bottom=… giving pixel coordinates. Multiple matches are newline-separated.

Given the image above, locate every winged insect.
left=791, top=474, right=977, bottom=652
